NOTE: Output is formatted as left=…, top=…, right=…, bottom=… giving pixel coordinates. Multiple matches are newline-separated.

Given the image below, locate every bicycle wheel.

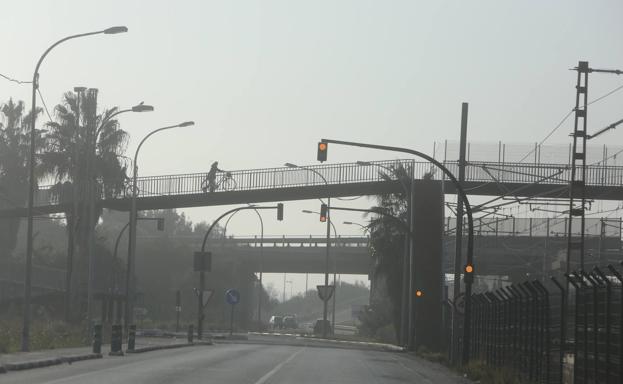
left=221, top=177, right=237, bottom=191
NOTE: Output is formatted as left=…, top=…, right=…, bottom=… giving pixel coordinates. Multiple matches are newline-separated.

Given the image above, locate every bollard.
left=110, top=324, right=123, bottom=355
left=92, top=324, right=102, bottom=354
left=187, top=324, right=194, bottom=343
left=128, top=325, right=136, bottom=352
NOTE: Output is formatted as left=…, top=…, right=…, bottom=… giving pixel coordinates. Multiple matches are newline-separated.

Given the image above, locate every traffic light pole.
left=320, top=138, right=474, bottom=364
left=323, top=197, right=331, bottom=338
left=197, top=204, right=283, bottom=339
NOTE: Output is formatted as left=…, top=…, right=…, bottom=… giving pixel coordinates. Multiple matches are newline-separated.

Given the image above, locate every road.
left=1, top=337, right=468, bottom=384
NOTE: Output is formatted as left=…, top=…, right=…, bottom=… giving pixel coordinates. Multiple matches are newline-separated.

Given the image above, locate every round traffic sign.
left=225, top=289, right=240, bottom=305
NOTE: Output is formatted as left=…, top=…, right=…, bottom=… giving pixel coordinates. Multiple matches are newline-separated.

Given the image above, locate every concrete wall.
left=412, top=180, right=444, bottom=352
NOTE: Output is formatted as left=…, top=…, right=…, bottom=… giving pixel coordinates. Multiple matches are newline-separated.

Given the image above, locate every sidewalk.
left=0, top=336, right=206, bottom=373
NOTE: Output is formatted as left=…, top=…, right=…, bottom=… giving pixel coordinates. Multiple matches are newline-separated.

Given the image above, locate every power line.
left=518, top=82, right=623, bottom=163
left=0, top=72, right=31, bottom=85
left=587, top=83, right=623, bottom=105
left=37, top=88, right=54, bottom=122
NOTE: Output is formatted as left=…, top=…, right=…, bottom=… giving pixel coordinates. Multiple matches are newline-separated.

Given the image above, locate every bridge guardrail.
left=31, top=159, right=623, bottom=207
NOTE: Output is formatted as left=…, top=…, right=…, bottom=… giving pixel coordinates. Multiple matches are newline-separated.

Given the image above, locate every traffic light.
left=464, top=264, right=474, bottom=283
left=320, top=203, right=328, bottom=222
left=415, top=289, right=423, bottom=298
left=317, top=142, right=328, bottom=162
left=276, top=203, right=284, bottom=221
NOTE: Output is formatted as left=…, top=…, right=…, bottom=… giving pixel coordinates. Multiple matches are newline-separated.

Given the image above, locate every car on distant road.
left=283, top=316, right=298, bottom=329
left=313, top=319, right=333, bottom=335
left=269, top=315, right=283, bottom=330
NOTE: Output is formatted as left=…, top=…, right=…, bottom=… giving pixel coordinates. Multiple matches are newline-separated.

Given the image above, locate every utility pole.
left=451, top=102, right=468, bottom=364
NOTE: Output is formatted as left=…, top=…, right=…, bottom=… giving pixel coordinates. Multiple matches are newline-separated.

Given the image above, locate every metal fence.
left=467, top=264, right=623, bottom=384
left=31, top=159, right=623, bottom=207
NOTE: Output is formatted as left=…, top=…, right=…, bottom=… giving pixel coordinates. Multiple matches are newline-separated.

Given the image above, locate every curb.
left=126, top=341, right=212, bottom=354
left=1, top=353, right=102, bottom=373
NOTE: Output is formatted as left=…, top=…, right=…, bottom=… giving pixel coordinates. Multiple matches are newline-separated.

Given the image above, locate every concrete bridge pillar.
left=411, top=180, right=444, bottom=352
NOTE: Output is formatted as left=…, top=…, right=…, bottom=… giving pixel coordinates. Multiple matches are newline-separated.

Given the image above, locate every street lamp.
left=125, top=121, right=194, bottom=331
left=111, top=217, right=164, bottom=293
left=343, top=221, right=369, bottom=233
left=23, top=25, right=128, bottom=352
left=222, top=204, right=266, bottom=328
left=196, top=204, right=283, bottom=339
left=285, top=162, right=332, bottom=338
left=86, top=100, right=154, bottom=330
left=302, top=209, right=338, bottom=334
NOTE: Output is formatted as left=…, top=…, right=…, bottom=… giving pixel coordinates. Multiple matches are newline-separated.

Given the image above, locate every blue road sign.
left=225, top=289, right=240, bottom=305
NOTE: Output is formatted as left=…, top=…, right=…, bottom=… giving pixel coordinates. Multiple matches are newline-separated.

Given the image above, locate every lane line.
left=253, top=347, right=305, bottom=384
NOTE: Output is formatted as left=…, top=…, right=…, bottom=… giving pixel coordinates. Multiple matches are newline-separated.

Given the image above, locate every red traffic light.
left=317, top=142, right=328, bottom=162
left=320, top=203, right=328, bottom=222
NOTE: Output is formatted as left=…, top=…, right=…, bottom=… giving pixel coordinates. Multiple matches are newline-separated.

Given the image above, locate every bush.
left=0, top=319, right=88, bottom=353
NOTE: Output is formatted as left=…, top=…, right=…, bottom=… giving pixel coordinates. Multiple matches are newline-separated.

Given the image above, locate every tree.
left=0, top=99, right=42, bottom=258
left=366, top=162, right=412, bottom=338
left=41, top=89, right=128, bottom=318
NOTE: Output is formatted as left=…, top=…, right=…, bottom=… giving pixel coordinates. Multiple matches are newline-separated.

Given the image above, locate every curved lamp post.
left=285, top=162, right=332, bottom=338
left=222, top=205, right=266, bottom=327
left=23, top=25, right=128, bottom=352
left=85, top=100, right=154, bottom=330
left=321, top=138, right=474, bottom=363
left=196, top=204, right=282, bottom=339
left=125, top=121, right=194, bottom=331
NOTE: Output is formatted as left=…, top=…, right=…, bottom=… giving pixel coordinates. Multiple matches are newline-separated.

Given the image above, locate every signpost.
left=317, top=285, right=334, bottom=301
left=175, top=290, right=181, bottom=332
left=225, top=289, right=240, bottom=336
left=194, top=251, right=212, bottom=340
left=454, top=293, right=466, bottom=315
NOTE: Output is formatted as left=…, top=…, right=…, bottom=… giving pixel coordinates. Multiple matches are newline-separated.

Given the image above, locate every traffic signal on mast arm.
left=319, top=204, right=328, bottom=222
left=317, top=142, right=328, bottom=162
left=276, top=203, right=284, bottom=221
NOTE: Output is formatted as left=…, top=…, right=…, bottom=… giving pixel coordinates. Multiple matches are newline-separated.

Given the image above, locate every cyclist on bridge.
left=203, top=161, right=224, bottom=193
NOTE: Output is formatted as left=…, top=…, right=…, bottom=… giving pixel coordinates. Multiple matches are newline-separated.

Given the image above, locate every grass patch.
left=462, top=360, right=524, bottom=384
left=0, top=319, right=88, bottom=354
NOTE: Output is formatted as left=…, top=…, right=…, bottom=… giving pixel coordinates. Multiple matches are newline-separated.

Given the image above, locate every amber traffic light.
left=465, top=264, right=474, bottom=274
left=317, top=142, right=328, bottom=162
left=415, top=290, right=423, bottom=297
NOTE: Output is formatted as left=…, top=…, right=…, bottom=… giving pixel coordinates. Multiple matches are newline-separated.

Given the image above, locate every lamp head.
left=178, top=121, right=195, bottom=127
left=302, top=210, right=313, bottom=214
left=284, top=163, right=298, bottom=168
left=132, top=102, right=154, bottom=112
left=104, top=26, right=128, bottom=34
left=356, top=161, right=372, bottom=166
left=343, top=221, right=353, bottom=225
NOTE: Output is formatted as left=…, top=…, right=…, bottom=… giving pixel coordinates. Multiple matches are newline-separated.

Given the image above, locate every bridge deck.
left=2, top=159, right=623, bottom=217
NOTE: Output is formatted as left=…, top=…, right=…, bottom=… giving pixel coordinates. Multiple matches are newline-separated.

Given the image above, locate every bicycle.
left=201, top=171, right=236, bottom=193
left=123, top=178, right=140, bottom=198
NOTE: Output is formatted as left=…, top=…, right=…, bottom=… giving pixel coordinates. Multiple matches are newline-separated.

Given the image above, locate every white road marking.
left=253, top=347, right=305, bottom=384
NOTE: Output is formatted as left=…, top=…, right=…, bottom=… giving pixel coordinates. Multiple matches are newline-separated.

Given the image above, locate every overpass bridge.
left=3, top=216, right=620, bottom=302
left=2, top=159, right=623, bottom=217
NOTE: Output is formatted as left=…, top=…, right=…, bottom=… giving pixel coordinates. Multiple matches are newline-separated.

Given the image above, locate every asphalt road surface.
left=2, top=340, right=468, bottom=384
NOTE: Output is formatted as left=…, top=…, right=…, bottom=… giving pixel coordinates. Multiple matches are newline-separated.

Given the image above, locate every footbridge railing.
left=32, top=159, right=623, bottom=207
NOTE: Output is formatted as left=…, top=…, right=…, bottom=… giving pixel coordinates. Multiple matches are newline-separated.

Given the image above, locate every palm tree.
left=42, top=88, right=128, bottom=318
left=365, top=163, right=412, bottom=338
left=0, top=99, right=42, bottom=258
